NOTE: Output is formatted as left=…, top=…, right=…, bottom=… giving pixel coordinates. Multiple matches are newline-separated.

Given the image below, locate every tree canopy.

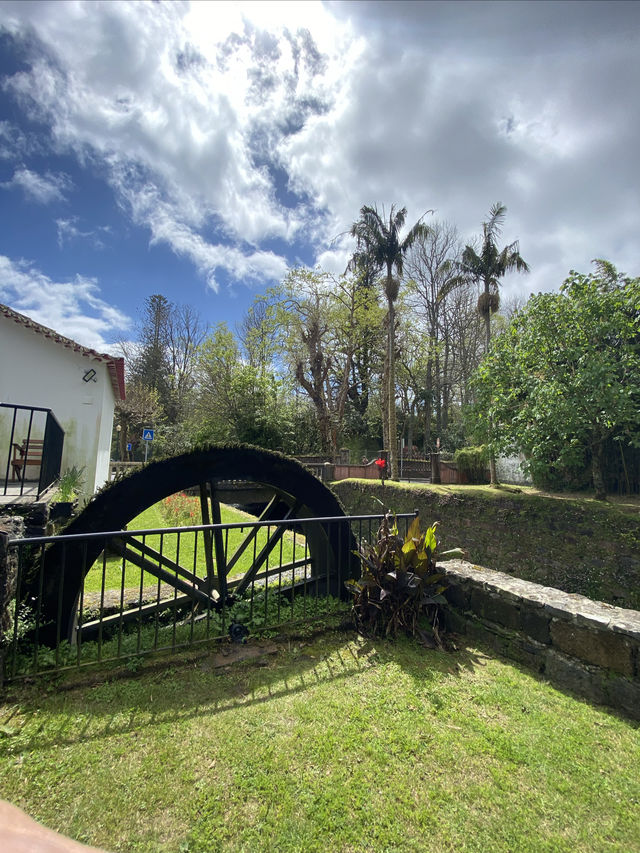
left=472, top=262, right=640, bottom=499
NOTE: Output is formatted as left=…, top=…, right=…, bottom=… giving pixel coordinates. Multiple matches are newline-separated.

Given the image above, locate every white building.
left=0, top=303, right=125, bottom=498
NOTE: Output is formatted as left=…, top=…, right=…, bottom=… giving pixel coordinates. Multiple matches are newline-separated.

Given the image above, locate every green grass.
left=344, top=477, right=640, bottom=517
left=1, top=632, right=638, bottom=852
left=83, top=500, right=308, bottom=594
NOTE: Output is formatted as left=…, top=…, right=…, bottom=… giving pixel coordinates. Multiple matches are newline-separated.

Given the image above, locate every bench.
left=11, top=438, right=44, bottom=481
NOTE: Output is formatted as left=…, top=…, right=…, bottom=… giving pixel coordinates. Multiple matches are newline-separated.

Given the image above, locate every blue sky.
left=0, top=0, right=638, bottom=353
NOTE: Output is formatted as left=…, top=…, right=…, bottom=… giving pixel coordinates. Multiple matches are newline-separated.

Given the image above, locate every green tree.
left=472, top=262, right=640, bottom=500
left=113, top=381, right=163, bottom=461
left=128, top=294, right=171, bottom=403
left=460, top=203, right=530, bottom=352
left=344, top=252, right=385, bottom=453
left=126, top=295, right=206, bottom=425
left=405, top=220, right=483, bottom=451
left=350, top=204, right=430, bottom=478
left=193, top=322, right=294, bottom=449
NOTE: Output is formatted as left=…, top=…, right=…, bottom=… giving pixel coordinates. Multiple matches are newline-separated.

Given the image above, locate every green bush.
left=454, top=445, right=489, bottom=484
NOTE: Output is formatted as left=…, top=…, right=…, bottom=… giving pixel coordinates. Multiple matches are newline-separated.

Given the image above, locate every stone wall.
left=441, top=559, right=640, bottom=720
left=0, top=516, right=25, bottom=651
left=332, top=480, right=640, bottom=611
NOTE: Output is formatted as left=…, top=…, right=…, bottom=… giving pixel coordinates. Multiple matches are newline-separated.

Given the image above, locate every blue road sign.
left=142, top=428, right=155, bottom=441
left=127, top=442, right=132, bottom=452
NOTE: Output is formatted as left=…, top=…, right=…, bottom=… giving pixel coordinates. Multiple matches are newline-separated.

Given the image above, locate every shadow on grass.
left=1, top=627, right=489, bottom=754
left=5, top=621, right=635, bottom=763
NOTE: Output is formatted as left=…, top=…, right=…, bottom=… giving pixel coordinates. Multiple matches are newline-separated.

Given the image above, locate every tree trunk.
left=407, top=404, right=414, bottom=457
left=381, top=343, right=389, bottom=457
left=388, top=293, right=398, bottom=479
left=424, top=357, right=432, bottom=452
left=484, top=278, right=499, bottom=486
left=435, top=351, right=442, bottom=438
left=591, top=440, right=607, bottom=501
left=488, top=437, right=498, bottom=486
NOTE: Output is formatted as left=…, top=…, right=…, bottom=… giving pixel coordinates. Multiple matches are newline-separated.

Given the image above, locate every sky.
left=0, top=0, right=638, bottom=354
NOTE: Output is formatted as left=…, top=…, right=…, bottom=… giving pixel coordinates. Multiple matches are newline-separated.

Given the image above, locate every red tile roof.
left=0, top=302, right=126, bottom=400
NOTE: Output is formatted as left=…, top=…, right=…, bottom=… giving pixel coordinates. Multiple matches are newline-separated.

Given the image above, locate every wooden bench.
left=11, top=438, right=44, bottom=481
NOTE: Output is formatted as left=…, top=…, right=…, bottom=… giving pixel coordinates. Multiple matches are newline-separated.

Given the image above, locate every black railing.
left=0, top=403, right=64, bottom=500
left=0, top=512, right=418, bottom=682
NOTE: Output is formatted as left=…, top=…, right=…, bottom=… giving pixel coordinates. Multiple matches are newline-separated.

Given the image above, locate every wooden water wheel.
left=27, top=446, right=357, bottom=643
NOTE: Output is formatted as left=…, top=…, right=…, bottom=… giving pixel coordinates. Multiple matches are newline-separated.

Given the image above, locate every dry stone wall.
left=332, top=480, right=640, bottom=610
left=0, top=517, right=25, bottom=663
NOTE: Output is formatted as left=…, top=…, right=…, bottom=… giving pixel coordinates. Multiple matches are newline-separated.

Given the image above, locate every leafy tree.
left=236, top=298, right=279, bottom=376
left=193, top=323, right=291, bottom=449
left=405, top=220, right=483, bottom=451
left=126, top=294, right=206, bottom=425
left=350, top=204, right=430, bottom=478
left=460, top=202, right=530, bottom=351
left=344, top=252, right=385, bottom=452
left=471, top=262, right=640, bottom=500
left=113, top=381, right=163, bottom=461
left=128, top=294, right=172, bottom=404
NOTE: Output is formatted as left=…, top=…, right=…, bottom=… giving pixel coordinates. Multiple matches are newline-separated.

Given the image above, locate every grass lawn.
left=1, top=629, right=638, bottom=852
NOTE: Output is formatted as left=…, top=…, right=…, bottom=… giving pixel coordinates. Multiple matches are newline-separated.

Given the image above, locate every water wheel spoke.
left=209, top=482, right=228, bottom=603
left=79, top=594, right=192, bottom=636
left=226, top=556, right=312, bottom=591
left=111, top=537, right=206, bottom=590
left=223, top=493, right=283, bottom=578
left=233, top=499, right=302, bottom=598
left=198, top=483, right=216, bottom=594
left=109, top=541, right=218, bottom=608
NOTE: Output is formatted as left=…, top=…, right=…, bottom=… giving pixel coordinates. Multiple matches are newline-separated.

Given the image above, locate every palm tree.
left=461, top=202, right=529, bottom=485
left=461, top=202, right=530, bottom=353
left=350, top=204, right=430, bottom=479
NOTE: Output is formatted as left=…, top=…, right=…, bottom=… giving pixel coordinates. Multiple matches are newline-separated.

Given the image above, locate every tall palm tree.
left=350, top=204, right=430, bottom=479
left=461, top=202, right=530, bottom=484
left=461, top=202, right=530, bottom=353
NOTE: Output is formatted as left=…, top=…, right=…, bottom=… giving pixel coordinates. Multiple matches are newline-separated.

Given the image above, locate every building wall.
left=495, top=454, right=532, bottom=485
left=0, top=319, right=116, bottom=497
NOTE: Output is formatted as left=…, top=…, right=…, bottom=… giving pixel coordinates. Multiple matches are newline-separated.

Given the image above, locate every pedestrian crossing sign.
left=142, top=428, right=154, bottom=441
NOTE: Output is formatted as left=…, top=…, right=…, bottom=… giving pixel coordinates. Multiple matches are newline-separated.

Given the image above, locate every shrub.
left=346, top=514, right=448, bottom=645
left=454, top=445, right=489, bottom=484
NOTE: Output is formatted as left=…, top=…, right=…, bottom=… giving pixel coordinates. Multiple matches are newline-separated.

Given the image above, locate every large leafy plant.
left=346, top=514, right=449, bottom=645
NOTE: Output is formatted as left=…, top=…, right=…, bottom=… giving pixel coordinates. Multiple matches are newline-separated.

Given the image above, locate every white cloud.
left=0, top=1, right=347, bottom=285
left=56, top=217, right=111, bottom=249
left=0, top=0, right=638, bottom=303
left=117, top=178, right=288, bottom=291
left=0, top=255, right=131, bottom=351
left=1, top=167, right=71, bottom=204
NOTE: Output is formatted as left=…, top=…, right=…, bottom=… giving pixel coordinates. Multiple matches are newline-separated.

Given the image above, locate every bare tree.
left=165, top=303, right=208, bottom=422
left=273, top=268, right=364, bottom=455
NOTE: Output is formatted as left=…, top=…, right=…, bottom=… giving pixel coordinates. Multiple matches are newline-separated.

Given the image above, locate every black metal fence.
left=1, top=512, right=417, bottom=683
left=1, top=403, right=64, bottom=499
